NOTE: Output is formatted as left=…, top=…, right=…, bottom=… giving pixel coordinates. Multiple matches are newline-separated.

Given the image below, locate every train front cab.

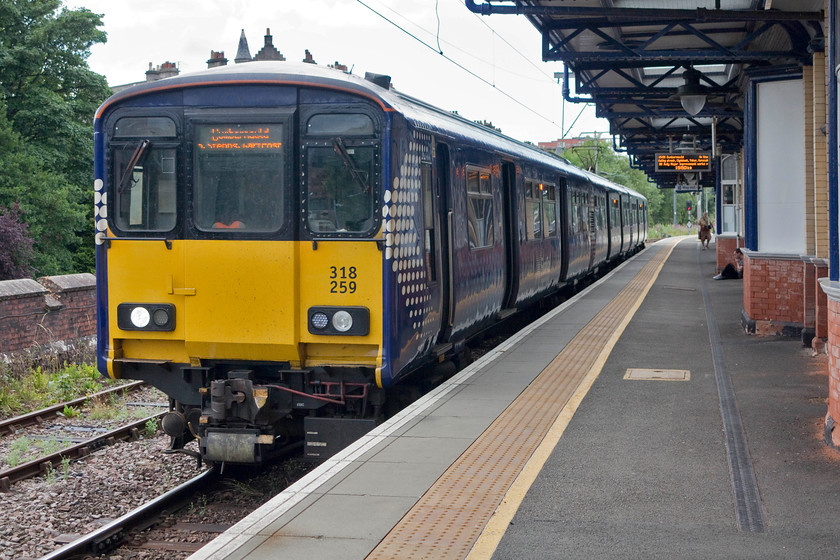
left=95, top=79, right=392, bottom=464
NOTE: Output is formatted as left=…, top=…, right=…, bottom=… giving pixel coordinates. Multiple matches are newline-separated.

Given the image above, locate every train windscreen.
left=193, top=123, right=286, bottom=232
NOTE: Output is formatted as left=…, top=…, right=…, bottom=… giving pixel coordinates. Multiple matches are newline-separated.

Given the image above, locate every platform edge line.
left=464, top=238, right=681, bottom=560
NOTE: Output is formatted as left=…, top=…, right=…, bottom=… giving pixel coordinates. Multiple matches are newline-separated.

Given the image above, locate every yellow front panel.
left=106, top=238, right=382, bottom=370
left=107, top=240, right=189, bottom=363
left=184, top=240, right=299, bottom=362
left=299, top=241, right=383, bottom=366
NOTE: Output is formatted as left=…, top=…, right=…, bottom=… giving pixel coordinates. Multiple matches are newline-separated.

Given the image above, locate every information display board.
left=655, top=153, right=710, bottom=172
left=196, top=125, right=283, bottom=152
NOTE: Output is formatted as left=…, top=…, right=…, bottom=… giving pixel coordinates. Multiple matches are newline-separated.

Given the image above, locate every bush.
left=0, top=203, right=35, bottom=280
left=0, top=360, right=110, bottom=417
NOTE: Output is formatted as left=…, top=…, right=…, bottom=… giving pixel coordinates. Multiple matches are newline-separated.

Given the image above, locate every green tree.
left=0, top=0, right=110, bottom=276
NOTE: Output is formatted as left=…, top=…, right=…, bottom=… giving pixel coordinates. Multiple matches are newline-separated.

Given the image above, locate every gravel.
left=0, top=434, right=202, bottom=560
left=0, top=383, right=208, bottom=560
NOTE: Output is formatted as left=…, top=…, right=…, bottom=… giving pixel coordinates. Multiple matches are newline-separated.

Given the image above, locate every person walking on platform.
left=713, top=248, right=743, bottom=280
left=698, top=211, right=713, bottom=249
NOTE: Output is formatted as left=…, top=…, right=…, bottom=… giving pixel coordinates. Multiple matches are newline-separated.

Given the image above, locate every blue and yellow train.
left=94, top=62, right=646, bottom=465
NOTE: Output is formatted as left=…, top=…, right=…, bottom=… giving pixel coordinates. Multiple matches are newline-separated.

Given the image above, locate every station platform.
left=189, top=237, right=840, bottom=560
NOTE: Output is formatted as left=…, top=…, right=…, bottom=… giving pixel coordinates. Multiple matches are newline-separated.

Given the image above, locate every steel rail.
left=0, top=380, right=146, bottom=436
left=37, top=468, right=216, bottom=560
left=0, top=411, right=166, bottom=491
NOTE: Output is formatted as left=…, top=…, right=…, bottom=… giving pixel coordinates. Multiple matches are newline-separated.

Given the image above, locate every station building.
left=465, top=1, right=840, bottom=448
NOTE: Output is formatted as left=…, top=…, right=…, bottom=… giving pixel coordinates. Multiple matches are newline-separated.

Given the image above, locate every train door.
left=501, top=161, right=519, bottom=311
left=182, top=112, right=298, bottom=360
left=559, top=180, right=570, bottom=281
left=435, top=142, right=455, bottom=342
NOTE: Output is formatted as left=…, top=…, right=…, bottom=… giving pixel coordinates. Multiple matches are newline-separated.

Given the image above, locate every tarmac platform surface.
left=189, top=237, right=840, bottom=560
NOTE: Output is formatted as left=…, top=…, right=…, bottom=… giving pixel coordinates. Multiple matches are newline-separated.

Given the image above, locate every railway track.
left=0, top=380, right=145, bottom=435
left=35, top=441, right=308, bottom=560
left=0, top=381, right=162, bottom=490
left=0, top=411, right=166, bottom=490
left=37, top=468, right=217, bottom=560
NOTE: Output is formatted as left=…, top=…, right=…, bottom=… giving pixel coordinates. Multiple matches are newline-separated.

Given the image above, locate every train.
left=93, top=61, right=647, bottom=466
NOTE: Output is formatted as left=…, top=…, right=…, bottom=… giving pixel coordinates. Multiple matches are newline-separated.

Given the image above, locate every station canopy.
left=466, top=1, right=825, bottom=188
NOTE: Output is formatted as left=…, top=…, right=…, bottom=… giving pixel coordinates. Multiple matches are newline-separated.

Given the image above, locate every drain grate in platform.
left=624, top=368, right=690, bottom=381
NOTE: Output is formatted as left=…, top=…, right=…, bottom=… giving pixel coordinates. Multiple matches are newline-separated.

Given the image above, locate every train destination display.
left=655, top=153, right=710, bottom=172
left=197, top=125, right=283, bottom=151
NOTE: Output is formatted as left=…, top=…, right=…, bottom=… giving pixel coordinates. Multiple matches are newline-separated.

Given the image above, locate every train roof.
left=583, top=169, right=646, bottom=201
left=97, top=61, right=642, bottom=200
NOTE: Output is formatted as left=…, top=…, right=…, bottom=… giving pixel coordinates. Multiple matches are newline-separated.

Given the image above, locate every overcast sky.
left=69, top=0, right=609, bottom=144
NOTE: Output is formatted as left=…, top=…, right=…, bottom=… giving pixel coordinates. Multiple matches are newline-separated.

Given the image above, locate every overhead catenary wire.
left=363, top=0, right=551, bottom=84
left=355, top=0, right=579, bottom=135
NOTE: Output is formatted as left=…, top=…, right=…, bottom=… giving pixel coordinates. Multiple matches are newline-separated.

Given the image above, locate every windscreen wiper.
left=118, top=139, right=150, bottom=193
left=332, top=137, right=369, bottom=193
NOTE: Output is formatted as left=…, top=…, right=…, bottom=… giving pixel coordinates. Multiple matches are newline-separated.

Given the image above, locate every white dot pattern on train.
left=94, top=178, right=107, bottom=245
left=384, top=133, right=433, bottom=332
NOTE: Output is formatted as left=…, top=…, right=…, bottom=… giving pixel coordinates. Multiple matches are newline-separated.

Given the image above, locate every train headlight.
left=307, top=307, right=369, bottom=336
left=130, top=307, right=151, bottom=328
left=332, top=310, right=353, bottom=332
left=118, top=303, right=176, bottom=331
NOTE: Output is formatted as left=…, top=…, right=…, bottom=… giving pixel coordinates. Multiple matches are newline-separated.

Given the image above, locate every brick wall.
left=715, top=234, right=743, bottom=273
left=827, top=295, right=840, bottom=446
left=742, top=253, right=805, bottom=335
left=815, top=260, right=829, bottom=342
left=0, top=274, right=96, bottom=355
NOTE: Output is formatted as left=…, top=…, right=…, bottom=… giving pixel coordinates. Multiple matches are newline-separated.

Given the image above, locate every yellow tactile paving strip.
left=366, top=239, right=679, bottom=560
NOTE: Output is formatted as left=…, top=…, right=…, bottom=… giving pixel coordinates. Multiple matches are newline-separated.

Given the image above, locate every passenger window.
left=525, top=180, right=541, bottom=240
left=543, top=185, right=556, bottom=237
left=466, top=166, right=494, bottom=249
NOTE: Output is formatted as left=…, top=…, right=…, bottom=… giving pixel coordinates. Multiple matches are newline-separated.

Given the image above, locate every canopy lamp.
left=674, top=67, right=708, bottom=116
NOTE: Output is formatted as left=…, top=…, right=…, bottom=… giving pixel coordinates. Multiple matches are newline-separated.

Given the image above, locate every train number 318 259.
left=330, top=266, right=358, bottom=294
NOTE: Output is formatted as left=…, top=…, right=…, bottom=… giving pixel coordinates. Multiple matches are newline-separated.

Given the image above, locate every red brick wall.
left=827, top=297, right=840, bottom=445
left=815, top=261, right=829, bottom=342
left=742, top=254, right=805, bottom=335
left=0, top=274, right=96, bottom=354
left=804, top=262, right=816, bottom=329
left=715, top=235, right=743, bottom=273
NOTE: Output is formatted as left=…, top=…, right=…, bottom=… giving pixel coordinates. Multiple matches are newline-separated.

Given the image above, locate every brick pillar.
left=715, top=234, right=743, bottom=273
left=815, top=260, right=830, bottom=348
left=803, top=261, right=816, bottom=343
left=742, top=252, right=806, bottom=336
left=819, top=280, right=840, bottom=446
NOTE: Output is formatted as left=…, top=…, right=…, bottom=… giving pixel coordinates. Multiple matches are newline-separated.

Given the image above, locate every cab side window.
left=111, top=116, right=178, bottom=232
left=303, top=113, right=379, bottom=235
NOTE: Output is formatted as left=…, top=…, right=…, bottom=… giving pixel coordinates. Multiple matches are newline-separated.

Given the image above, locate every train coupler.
left=200, top=428, right=276, bottom=464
